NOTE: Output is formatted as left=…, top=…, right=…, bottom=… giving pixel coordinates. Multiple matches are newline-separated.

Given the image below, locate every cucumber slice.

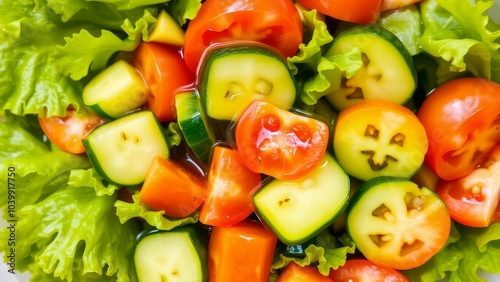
left=83, top=60, right=148, bottom=119
left=145, top=10, right=185, bottom=47
left=198, top=44, right=297, bottom=120
left=83, top=110, right=169, bottom=186
left=175, top=91, right=215, bottom=163
left=324, top=24, right=417, bottom=111
left=135, top=226, right=207, bottom=282
left=252, top=153, right=349, bottom=244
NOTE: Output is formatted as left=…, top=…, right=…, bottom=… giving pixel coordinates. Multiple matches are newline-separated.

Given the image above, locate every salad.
left=1, top=0, right=500, bottom=281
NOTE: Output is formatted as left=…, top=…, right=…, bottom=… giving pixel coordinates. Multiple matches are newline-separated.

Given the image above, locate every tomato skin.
left=436, top=145, right=500, bottom=227
left=417, top=78, right=500, bottom=180
left=132, top=42, right=195, bottom=122
left=277, top=262, right=333, bottom=282
left=183, top=0, right=303, bottom=73
left=329, top=259, right=409, bottom=282
left=297, top=0, right=383, bottom=24
left=208, top=219, right=277, bottom=282
left=199, top=146, right=262, bottom=227
left=140, top=157, right=207, bottom=218
left=38, top=108, right=106, bottom=154
left=234, top=100, right=329, bottom=180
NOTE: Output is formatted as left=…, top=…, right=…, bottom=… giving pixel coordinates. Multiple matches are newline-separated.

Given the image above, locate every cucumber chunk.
left=83, top=110, right=169, bottom=186
left=198, top=44, right=297, bottom=120
left=253, top=153, right=349, bottom=244
left=83, top=60, right=148, bottom=119
left=324, top=24, right=417, bottom=111
left=175, top=91, right=215, bottom=163
left=135, top=226, right=208, bottom=282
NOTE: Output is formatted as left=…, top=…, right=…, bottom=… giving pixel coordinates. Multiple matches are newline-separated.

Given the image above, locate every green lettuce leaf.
left=271, top=231, right=356, bottom=276
left=115, top=194, right=198, bottom=231
left=165, top=0, right=202, bottom=26
left=419, top=0, right=500, bottom=84
left=68, top=168, right=121, bottom=196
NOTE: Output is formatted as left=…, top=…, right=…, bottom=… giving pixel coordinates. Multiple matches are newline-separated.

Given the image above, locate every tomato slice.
left=208, top=219, right=277, bottom=282
left=333, top=100, right=428, bottom=181
left=417, top=78, right=500, bottom=180
left=132, top=42, right=195, bottom=122
left=140, top=157, right=207, bottom=218
left=297, top=0, right=383, bottom=24
left=329, top=259, right=409, bottom=281
left=38, top=108, right=106, bottom=154
left=234, top=100, right=329, bottom=180
left=199, top=146, right=262, bottom=227
left=436, top=145, right=500, bottom=227
left=277, top=262, right=333, bottom=282
left=183, top=0, right=303, bottom=73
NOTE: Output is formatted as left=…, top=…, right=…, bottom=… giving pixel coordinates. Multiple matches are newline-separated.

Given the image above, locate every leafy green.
left=68, top=168, right=121, bottom=196
left=419, top=0, right=500, bottom=84
left=165, top=0, right=202, bottom=26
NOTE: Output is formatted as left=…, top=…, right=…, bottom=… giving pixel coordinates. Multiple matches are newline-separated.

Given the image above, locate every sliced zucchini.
left=175, top=91, right=215, bottom=163
left=83, top=60, right=148, bottom=119
left=252, top=153, right=349, bottom=244
left=324, top=24, right=417, bottom=111
left=135, top=226, right=208, bottom=282
left=198, top=44, right=297, bottom=120
left=82, top=110, right=169, bottom=186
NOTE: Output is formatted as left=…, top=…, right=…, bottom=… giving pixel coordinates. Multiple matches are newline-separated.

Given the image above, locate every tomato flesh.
left=234, top=100, right=329, bottom=180
left=329, top=259, right=409, bottom=281
left=297, top=0, right=383, bottom=24
left=277, top=262, right=333, bottom=282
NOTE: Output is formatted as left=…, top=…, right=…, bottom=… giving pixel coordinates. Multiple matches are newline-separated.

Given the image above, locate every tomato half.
left=417, top=78, right=500, bottom=180
left=329, top=259, right=409, bottom=282
left=38, top=107, right=106, bottom=154
left=183, top=0, right=303, bottom=73
left=132, top=42, right=195, bottom=122
left=333, top=100, right=428, bottom=181
left=208, top=219, right=277, bottom=282
left=140, top=157, right=207, bottom=218
left=199, top=146, right=262, bottom=227
left=436, top=145, right=500, bottom=227
left=297, top=0, right=383, bottom=24
left=234, top=100, right=329, bottom=180
left=277, top=262, right=333, bottom=282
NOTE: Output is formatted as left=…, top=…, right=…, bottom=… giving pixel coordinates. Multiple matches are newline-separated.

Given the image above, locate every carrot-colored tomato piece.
left=329, top=259, right=409, bottom=281
left=183, top=0, right=303, bottom=73
left=199, top=146, right=262, bottom=227
left=297, top=0, right=383, bottom=24
left=132, top=42, right=195, bottom=122
left=208, top=219, right=277, bottom=282
left=38, top=108, right=106, bottom=154
left=234, top=100, right=329, bottom=180
left=418, top=78, right=500, bottom=180
left=140, top=157, right=206, bottom=218
left=277, top=262, right=333, bottom=282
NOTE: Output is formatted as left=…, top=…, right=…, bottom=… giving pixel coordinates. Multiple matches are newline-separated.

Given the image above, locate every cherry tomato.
left=38, top=107, right=106, bottom=154
left=329, top=259, right=409, bottom=281
left=132, top=42, right=195, bottom=122
left=139, top=157, right=207, bottom=218
left=417, top=78, right=500, bottom=180
left=234, top=100, right=329, bottom=180
left=436, top=145, right=500, bottom=227
left=183, top=0, right=303, bottom=73
left=208, top=219, right=277, bottom=282
left=296, top=0, right=383, bottom=24
left=199, top=146, right=262, bottom=227
left=277, top=262, right=333, bottom=282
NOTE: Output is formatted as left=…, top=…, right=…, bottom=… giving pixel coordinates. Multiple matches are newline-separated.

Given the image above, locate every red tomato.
left=329, top=259, right=409, bottom=282
left=417, top=78, right=500, bottom=180
left=277, top=262, right=333, bottom=282
left=436, top=145, right=500, bottom=227
left=234, top=100, right=329, bottom=180
left=38, top=108, right=106, bottom=154
left=183, top=0, right=303, bottom=73
left=199, top=146, right=262, bottom=227
left=132, top=42, right=195, bottom=122
left=208, top=219, right=277, bottom=282
left=140, top=157, right=207, bottom=218
left=297, top=0, right=383, bottom=24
